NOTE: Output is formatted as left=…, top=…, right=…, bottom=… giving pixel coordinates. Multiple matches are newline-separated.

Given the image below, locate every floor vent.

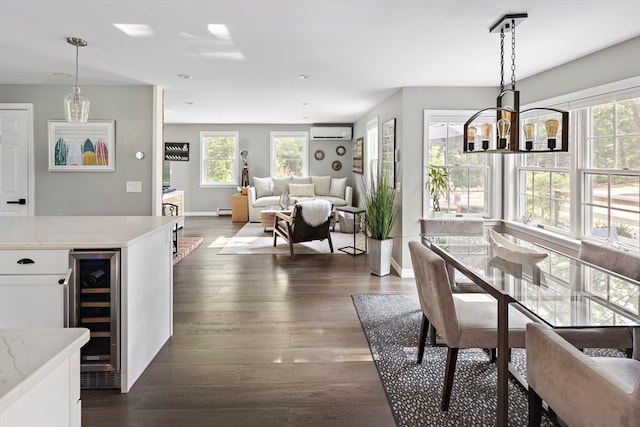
left=217, top=208, right=232, bottom=216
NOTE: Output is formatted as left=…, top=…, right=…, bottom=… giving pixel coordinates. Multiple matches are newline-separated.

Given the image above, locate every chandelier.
left=63, top=37, right=90, bottom=123
left=464, top=13, right=568, bottom=153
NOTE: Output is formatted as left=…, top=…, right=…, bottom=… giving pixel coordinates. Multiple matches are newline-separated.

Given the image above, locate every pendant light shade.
left=64, top=37, right=90, bottom=123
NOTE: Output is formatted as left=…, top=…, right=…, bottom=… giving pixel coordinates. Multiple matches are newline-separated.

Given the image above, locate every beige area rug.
left=173, top=236, right=204, bottom=265
left=217, top=222, right=366, bottom=255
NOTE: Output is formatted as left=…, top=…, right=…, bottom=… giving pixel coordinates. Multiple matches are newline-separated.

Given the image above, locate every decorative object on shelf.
left=361, top=169, right=400, bottom=276
left=279, top=189, right=290, bottom=209
left=332, top=160, right=342, bottom=171
left=314, top=149, right=325, bottom=161
left=382, top=118, right=396, bottom=187
left=488, top=229, right=548, bottom=264
left=164, top=142, right=189, bottom=161
left=63, top=37, right=90, bottom=123
left=353, top=137, right=364, bottom=174
left=336, top=145, right=346, bottom=156
left=48, top=120, right=115, bottom=172
left=463, top=13, right=569, bottom=154
left=426, top=164, right=449, bottom=212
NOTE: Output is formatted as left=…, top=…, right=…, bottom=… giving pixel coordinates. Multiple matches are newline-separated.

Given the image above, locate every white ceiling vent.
left=310, top=126, right=353, bottom=141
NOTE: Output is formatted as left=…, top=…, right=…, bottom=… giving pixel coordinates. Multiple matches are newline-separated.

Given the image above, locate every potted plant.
left=426, top=164, right=449, bottom=213
left=361, top=171, right=400, bottom=276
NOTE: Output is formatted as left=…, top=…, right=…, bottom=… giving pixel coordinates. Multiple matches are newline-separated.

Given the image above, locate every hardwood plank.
left=81, top=216, right=414, bottom=426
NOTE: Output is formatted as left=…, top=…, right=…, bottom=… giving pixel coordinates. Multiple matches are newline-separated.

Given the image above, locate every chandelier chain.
left=500, top=29, right=505, bottom=92
left=511, top=19, right=516, bottom=90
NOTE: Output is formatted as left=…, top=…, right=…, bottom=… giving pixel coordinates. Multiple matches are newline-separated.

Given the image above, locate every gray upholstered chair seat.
left=527, top=322, right=640, bottom=427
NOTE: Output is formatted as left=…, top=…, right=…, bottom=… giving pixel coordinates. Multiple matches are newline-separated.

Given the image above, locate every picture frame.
left=48, top=120, right=115, bottom=172
left=353, top=137, right=364, bottom=174
left=382, top=118, right=396, bottom=187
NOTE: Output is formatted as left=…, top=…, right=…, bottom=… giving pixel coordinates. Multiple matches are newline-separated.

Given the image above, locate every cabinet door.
left=0, top=275, right=67, bottom=328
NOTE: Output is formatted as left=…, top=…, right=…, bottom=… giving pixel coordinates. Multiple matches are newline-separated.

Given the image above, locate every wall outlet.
left=126, top=181, right=142, bottom=192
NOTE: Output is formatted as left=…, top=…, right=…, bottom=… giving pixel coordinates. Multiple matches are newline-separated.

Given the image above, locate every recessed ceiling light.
left=298, top=74, right=310, bottom=80
left=177, top=74, right=193, bottom=80
left=113, top=24, right=154, bottom=37
left=208, top=24, right=232, bottom=40
left=201, top=51, right=245, bottom=61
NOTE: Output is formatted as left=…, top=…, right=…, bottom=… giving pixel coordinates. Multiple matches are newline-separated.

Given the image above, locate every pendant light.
left=463, top=13, right=569, bottom=153
left=64, top=37, right=90, bottom=123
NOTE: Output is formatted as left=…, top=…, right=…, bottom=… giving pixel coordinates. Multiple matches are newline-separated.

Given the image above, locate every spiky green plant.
left=361, top=171, right=400, bottom=240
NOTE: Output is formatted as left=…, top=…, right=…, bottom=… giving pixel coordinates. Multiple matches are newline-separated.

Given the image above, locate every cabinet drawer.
left=0, top=250, right=70, bottom=274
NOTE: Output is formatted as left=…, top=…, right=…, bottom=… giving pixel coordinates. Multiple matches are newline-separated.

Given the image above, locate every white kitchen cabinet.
left=0, top=328, right=89, bottom=427
left=0, top=249, right=70, bottom=328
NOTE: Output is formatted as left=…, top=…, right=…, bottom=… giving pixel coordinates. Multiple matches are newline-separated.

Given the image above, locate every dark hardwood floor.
left=82, top=216, right=417, bottom=426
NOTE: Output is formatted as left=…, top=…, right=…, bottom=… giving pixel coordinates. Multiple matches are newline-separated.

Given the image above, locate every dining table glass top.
left=422, top=233, right=640, bottom=329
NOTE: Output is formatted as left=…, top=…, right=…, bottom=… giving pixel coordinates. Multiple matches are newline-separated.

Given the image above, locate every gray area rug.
left=217, top=222, right=366, bottom=255
left=352, top=294, right=557, bottom=427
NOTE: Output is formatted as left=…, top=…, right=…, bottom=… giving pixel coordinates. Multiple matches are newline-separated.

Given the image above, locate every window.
left=270, top=131, right=308, bottom=177
left=366, top=117, right=379, bottom=179
left=200, top=131, right=239, bottom=186
left=424, top=111, right=492, bottom=218
left=582, top=97, right=640, bottom=247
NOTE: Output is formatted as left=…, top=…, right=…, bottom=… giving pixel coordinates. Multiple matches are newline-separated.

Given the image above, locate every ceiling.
left=1, top=1, right=638, bottom=124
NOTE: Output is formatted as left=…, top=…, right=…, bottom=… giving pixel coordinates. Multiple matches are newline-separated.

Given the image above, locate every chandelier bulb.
left=480, top=123, right=492, bottom=150
left=523, top=123, right=535, bottom=151
left=467, top=126, right=477, bottom=151
left=545, top=119, right=559, bottom=150
left=497, top=118, right=510, bottom=149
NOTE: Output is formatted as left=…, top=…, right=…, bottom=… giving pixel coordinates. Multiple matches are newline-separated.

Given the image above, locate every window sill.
left=500, top=220, right=581, bottom=257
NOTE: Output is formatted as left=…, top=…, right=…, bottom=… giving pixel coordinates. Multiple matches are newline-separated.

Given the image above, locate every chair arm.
left=275, top=211, right=293, bottom=224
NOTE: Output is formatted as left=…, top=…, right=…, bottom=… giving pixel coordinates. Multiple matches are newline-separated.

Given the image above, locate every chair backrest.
left=419, top=218, right=485, bottom=237
left=527, top=322, right=640, bottom=426
left=578, top=241, right=640, bottom=282
left=290, top=200, right=332, bottom=242
left=408, top=241, right=459, bottom=344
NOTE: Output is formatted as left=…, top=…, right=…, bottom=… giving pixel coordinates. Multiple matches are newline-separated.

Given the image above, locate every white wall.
left=163, top=123, right=354, bottom=214
left=0, top=84, right=155, bottom=215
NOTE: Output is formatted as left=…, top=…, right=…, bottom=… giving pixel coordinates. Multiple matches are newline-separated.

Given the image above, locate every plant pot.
left=368, top=237, right=393, bottom=276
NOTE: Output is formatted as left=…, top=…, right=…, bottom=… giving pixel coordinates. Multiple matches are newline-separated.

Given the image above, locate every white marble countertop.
left=0, top=216, right=182, bottom=249
left=0, top=328, right=90, bottom=411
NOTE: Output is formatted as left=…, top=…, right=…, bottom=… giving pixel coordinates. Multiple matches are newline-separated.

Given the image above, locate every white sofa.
left=248, top=175, right=352, bottom=222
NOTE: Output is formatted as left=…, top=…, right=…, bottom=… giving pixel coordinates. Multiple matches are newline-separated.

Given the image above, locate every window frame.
left=269, top=131, right=309, bottom=177
left=199, top=131, right=239, bottom=188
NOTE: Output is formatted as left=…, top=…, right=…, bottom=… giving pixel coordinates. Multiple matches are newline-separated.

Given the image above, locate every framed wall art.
left=382, top=118, right=396, bottom=187
left=353, top=137, right=364, bottom=174
left=48, top=120, right=115, bottom=171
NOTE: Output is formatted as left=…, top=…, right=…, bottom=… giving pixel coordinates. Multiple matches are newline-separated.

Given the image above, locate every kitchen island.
left=0, top=216, right=181, bottom=393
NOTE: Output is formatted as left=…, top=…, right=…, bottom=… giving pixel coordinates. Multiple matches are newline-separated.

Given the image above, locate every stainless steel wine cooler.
left=69, top=250, right=121, bottom=389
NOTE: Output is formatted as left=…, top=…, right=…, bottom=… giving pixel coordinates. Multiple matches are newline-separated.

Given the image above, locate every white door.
left=0, top=106, right=33, bottom=216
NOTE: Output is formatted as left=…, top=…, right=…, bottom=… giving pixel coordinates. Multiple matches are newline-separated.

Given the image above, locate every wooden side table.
left=232, top=194, right=248, bottom=222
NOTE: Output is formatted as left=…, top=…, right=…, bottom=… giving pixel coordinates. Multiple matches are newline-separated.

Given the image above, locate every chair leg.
left=429, top=323, right=437, bottom=347
left=327, top=231, right=334, bottom=253
left=417, top=314, right=429, bottom=364
left=528, top=386, right=543, bottom=427
left=441, top=347, right=458, bottom=411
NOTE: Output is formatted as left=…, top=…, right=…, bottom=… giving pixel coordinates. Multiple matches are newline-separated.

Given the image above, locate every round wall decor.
left=336, top=145, right=346, bottom=156
left=314, top=150, right=325, bottom=160
left=332, top=160, right=342, bottom=171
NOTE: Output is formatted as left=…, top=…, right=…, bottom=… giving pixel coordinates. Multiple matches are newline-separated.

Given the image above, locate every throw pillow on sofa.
left=330, top=177, right=347, bottom=198
left=291, top=176, right=312, bottom=185
left=289, top=183, right=316, bottom=197
left=272, top=177, right=292, bottom=195
left=311, top=175, right=332, bottom=196
left=254, top=177, right=273, bottom=198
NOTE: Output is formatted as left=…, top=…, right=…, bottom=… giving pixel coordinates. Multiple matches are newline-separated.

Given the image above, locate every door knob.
left=7, top=198, right=26, bottom=205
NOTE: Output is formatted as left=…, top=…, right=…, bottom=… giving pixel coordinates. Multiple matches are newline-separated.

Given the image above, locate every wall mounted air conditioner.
left=310, top=126, right=353, bottom=141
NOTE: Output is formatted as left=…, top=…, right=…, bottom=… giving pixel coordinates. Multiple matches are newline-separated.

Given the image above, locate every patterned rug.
left=173, top=236, right=203, bottom=265
left=352, top=294, right=556, bottom=427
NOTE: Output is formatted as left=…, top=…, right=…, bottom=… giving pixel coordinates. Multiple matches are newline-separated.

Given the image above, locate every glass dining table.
left=421, top=232, right=640, bottom=427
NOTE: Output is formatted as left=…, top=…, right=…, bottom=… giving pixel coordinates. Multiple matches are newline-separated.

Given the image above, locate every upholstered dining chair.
left=408, top=241, right=532, bottom=411
left=273, top=199, right=333, bottom=259
left=419, top=218, right=485, bottom=293
left=527, top=322, right=640, bottom=427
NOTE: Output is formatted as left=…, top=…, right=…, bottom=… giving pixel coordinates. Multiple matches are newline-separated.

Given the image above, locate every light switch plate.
left=126, top=181, right=142, bottom=192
